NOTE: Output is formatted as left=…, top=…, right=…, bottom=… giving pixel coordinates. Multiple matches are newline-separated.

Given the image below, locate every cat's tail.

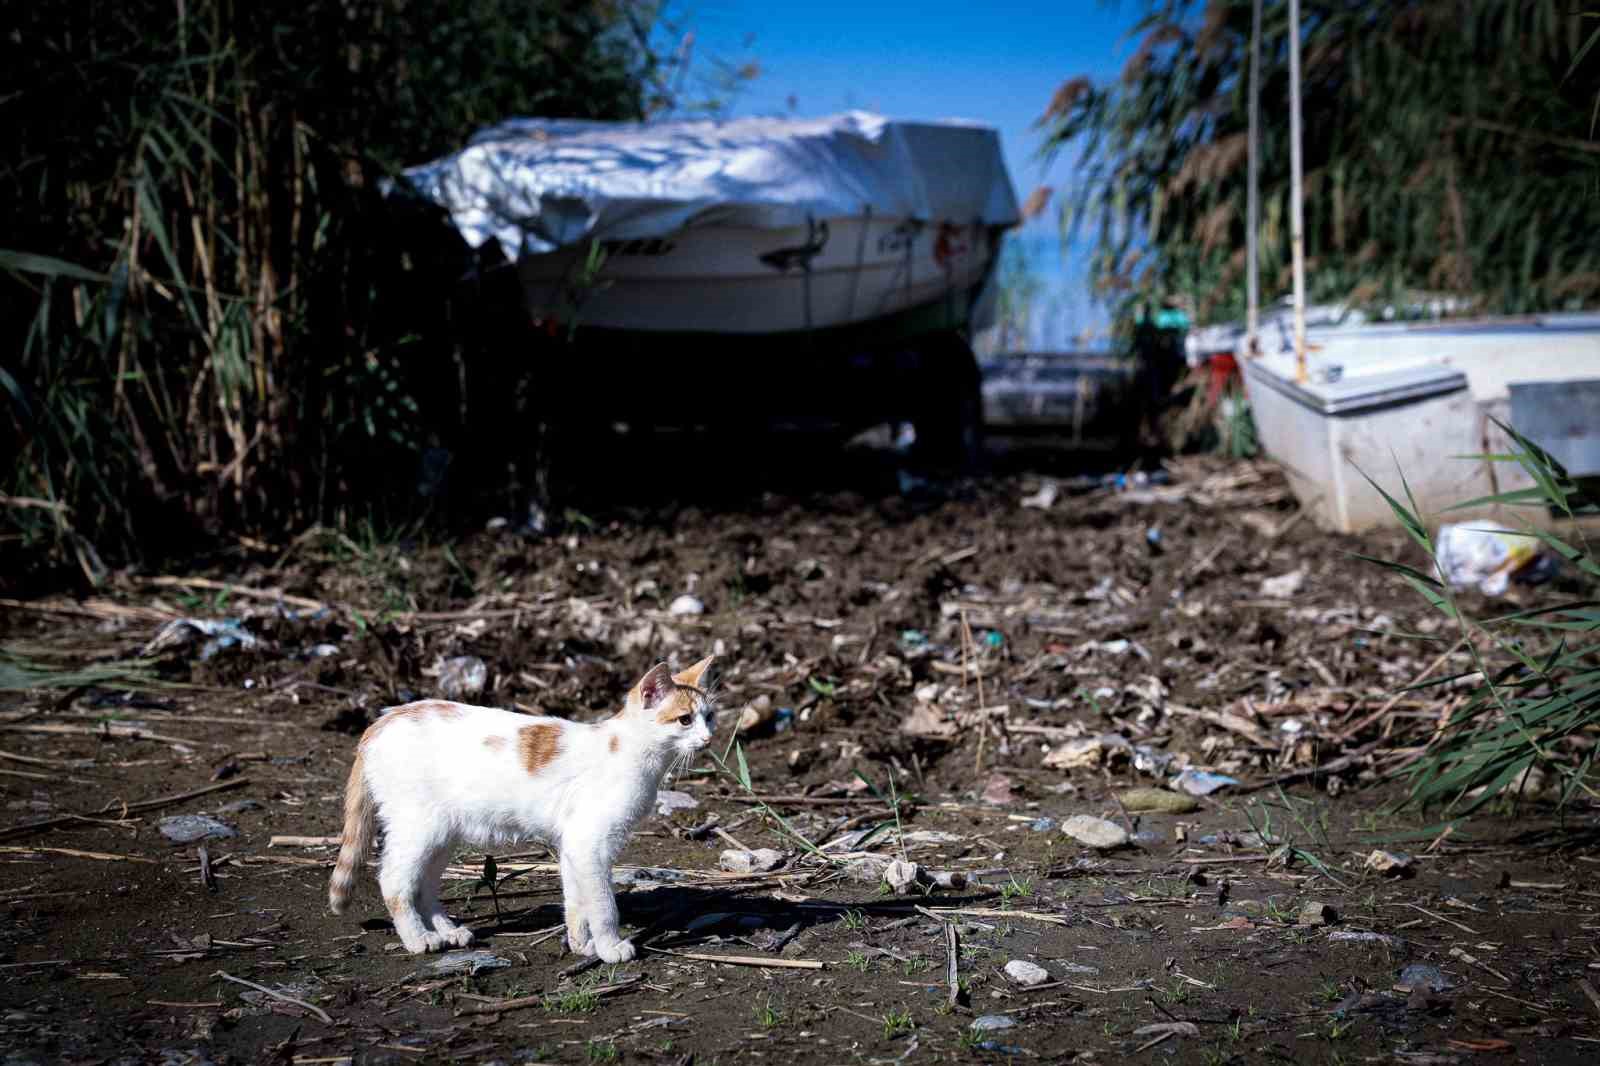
left=328, top=749, right=374, bottom=914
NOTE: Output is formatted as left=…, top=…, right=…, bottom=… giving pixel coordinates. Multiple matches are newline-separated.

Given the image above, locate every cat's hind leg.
left=377, top=826, right=444, bottom=953
left=558, top=849, right=592, bottom=956
left=419, top=845, right=474, bottom=949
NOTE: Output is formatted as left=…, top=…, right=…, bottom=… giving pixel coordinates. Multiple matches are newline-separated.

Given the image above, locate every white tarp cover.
left=397, top=111, right=1020, bottom=257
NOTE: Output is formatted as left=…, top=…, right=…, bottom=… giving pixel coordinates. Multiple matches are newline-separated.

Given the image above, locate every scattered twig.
left=135, top=575, right=330, bottom=614
left=456, top=976, right=641, bottom=1016
left=1577, top=979, right=1600, bottom=1019
left=198, top=845, right=217, bottom=893
left=643, top=948, right=824, bottom=969
left=1332, top=638, right=1467, bottom=744
left=1397, top=902, right=1479, bottom=935
left=212, top=970, right=332, bottom=1024
left=269, top=835, right=341, bottom=848
left=0, top=845, right=155, bottom=863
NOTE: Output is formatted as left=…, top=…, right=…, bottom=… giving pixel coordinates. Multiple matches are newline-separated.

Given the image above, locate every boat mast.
left=1288, top=0, right=1307, bottom=383
left=1246, top=0, right=1261, bottom=354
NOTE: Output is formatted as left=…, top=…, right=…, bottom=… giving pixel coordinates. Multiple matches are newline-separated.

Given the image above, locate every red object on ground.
left=1205, top=352, right=1240, bottom=407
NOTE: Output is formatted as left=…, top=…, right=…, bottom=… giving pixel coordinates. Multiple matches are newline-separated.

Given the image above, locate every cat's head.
left=623, top=654, right=717, bottom=757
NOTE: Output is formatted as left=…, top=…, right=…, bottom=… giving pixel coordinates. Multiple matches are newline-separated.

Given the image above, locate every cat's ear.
left=673, top=654, right=716, bottom=690
left=632, top=663, right=675, bottom=710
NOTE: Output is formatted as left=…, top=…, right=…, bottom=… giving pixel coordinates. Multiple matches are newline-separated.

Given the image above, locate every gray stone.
left=1061, top=814, right=1129, bottom=850
left=436, top=655, right=488, bottom=699
left=653, top=789, right=699, bottom=816
left=1003, top=960, right=1050, bottom=987
left=718, top=848, right=784, bottom=874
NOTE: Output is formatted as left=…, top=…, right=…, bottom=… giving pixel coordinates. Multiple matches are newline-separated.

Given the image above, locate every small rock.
left=1396, top=963, right=1452, bottom=993
left=970, top=1014, right=1017, bottom=1032
left=1259, top=568, right=1306, bottom=598
left=718, top=848, right=784, bottom=874
left=654, top=789, right=699, bottom=816
left=1170, top=769, right=1239, bottom=796
left=1003, top=960, right=1050, bottom=987
left=436, top=655, right=488, bottom=699
left=158, top=815, right=237, bottom=843
left=883, top=859, right=921, bottom=895
left=1061, top=814, right=1129, bottom=850
left=900, top=702, right=958, bottom=741
left=419, top=950, right=511, bottom=976
left=981, top=773, right=1015, bottom=806
left=1365, top=849, right=1413, bottom=875
left=667, top=594, right=705, bottom=616
left=1117, top=787, right=1199, bottom=814
left=1297, top=900, right=1336, bottom=926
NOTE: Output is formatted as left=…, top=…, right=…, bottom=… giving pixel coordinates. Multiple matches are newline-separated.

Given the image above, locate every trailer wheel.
left=914, top=332, right=984, bottom=472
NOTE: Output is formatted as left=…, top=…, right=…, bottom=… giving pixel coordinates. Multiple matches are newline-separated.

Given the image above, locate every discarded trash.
left=843, top=856, right=891, bottom=883
left=1020, top=481, right=1059, bottom=510
left=306, top=643, right=340, bottom=659
left=883, top=859, right=921, bottom=895
left=1364, top=849, right=1413, bottom=876
left=1044, top=734, right=1130, bottom=771
left=971, top=1015, right=1018, bottom=1032
left=158, top=815, right=237, bottom=843
left=654, top=790, right=700, bottom=816
left=435, top=655, right=488, bottom=699
left=773, top=707, right=794, bottom=733
left=1028, top=817, right=1058, bottom=833
left=738, top=695, right=777, bottom=735
left=142, top=618, right=259, bottom=661
left=1061, top=814, right=1129, bottom=850
left=1117, top=788, right=1199, bottom=814
left=1259, top=568, right=1306, bottom=598
left=668, top=594, right=705, bottom=616
left=1129, top=828, right=1166, bottom=849
left=719, top=848, right=784, bottom=874
left=1297, top=900, right=1336, bottom=926
left=983, top=630, right=1004, bottom=649
left=899, top=629, right=929, bottom=650
left=420, top=951, right=511, bottom=976
left=1434, top=521, right=1546, bottom=596
left=1145, top=526, right=1163, bottom=552
left=1396, top=963, right=1453, bottom=993
left=981, top=773, right=1015, bottom=806
left=1003, top=960, right=1050, bottom=987
left=925, top=870, right=969, bottom=890
left=1171, top=769, right=1239, bottom=796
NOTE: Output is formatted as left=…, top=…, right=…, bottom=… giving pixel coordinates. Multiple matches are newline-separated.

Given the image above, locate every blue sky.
left=677, top=0, right=1141, bottom=345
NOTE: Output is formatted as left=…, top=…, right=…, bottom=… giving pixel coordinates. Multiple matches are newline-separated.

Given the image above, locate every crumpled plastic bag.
left=1434, top=522, right=1546, bottom=596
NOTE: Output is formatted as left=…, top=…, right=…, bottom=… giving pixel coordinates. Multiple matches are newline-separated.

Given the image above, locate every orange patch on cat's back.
left=483, top=735, right=505, bottom=752
left=359, top=700, right=464, bottom=749
left=518, top=723, right=563, bottom=774
left=608, top=735, right=620, bottom=754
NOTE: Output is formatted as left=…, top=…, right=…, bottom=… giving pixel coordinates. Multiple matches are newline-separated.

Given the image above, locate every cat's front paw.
left=566, top=934, right=595, bottom=957
left=440, top=926, right=475, bottom=949
left=593, top=937, right=636, bottom=964
left=399, top=930, right=447, bottom=954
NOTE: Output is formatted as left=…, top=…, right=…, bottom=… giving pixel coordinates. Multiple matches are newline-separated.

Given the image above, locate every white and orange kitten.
left=328, top=655, right=717, bottom=960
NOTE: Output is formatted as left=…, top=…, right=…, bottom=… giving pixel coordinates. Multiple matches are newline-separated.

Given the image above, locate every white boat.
left=1227, top=309, right=1600, bottom=532
left=397, top=111, right=1019, bottom=339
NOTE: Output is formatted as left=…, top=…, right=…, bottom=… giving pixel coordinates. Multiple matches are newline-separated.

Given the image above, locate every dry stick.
left=213, top=970, right=331, bottom=1024
left=0, top=845, right=155, bottom=863
left=1333, top=638, right=1467, bottom=744
left=269, top=835, right=341, bottom=848
left=728, top=795, right=898, bottom=808
left=1578, top=979, right=1600, bottom=1019
left=0, top=722, right=208, bottom=747
left=1398, top=902, right=1478, bottom=936
left=0, top=777, right=249, bottom=840
left=135, top=575, right=329, bottom=614
left=642, top=947, right=823, bottom=970
left=915, top=905, right=963, bottom=1010
left=712, top=826, right=755, bottom=853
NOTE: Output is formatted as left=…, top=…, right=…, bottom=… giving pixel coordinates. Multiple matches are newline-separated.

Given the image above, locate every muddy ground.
left=2, top=433, right=1598, bottom=1065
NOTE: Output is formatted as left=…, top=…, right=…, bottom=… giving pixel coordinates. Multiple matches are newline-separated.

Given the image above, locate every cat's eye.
left=674, top=713, right=694, bottom=726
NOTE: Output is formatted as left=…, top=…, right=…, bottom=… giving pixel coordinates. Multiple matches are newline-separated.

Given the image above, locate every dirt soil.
left=3, top=436, right=1598, bottom=1065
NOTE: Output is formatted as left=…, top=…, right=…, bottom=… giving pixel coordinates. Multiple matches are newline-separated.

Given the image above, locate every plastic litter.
left=419, top=951, right=511, bottom=976
left=158, top=814, right=238, bottom=843
left=653, top=789, right=699, bottom=816
left=435, top=655, right=488, bottom=699
left=971, top=1015, right=1018, bottom=1032
left=1171, top=769, right=1239, bottom=796
left=1003, top=960, right=1050, bottom=987
left=668, top=594, right=705, bottom=616
left=1396, top=963, right=1452, bottom=993
left=1434, top=521, right=1548, bottom=596
left=142, top=618, right=259, bottom=661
